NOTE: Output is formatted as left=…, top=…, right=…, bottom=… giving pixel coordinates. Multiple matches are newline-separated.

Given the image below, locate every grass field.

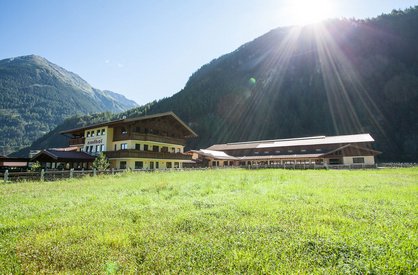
left=0, top=168, right=417, bottom=274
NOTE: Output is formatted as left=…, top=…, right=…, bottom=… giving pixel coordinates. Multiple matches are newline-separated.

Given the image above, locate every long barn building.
left=190, top=134, right=380, bottom=167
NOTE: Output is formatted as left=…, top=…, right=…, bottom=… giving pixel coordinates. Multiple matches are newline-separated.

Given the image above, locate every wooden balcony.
left=113, top=133, right=186, bottom=145
left=105, top=150, right=192, bottom=160
left=69, top=137, right=85, bottom=146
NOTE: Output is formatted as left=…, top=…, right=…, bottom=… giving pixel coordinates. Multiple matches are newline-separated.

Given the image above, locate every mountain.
left=16, top=7, right=418, bottom=161
left=0, top=55, right=137, bottom=155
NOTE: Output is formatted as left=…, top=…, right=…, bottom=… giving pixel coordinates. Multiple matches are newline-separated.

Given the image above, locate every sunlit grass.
left=0, top=168, right=417, bottom=273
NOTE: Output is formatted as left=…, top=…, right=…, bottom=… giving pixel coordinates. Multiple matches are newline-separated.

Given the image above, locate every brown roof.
left=207, top=134, right=374, bottom=151
left=31, top=150, right=96, bottom=162
left=60, top=112, right=197, bottom=137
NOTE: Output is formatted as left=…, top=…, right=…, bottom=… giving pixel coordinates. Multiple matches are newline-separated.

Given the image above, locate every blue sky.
left=0, top=0, right=417, bottom=105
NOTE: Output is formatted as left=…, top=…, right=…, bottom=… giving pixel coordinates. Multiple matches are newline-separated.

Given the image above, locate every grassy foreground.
left=0, top=168, right=417, bottom=274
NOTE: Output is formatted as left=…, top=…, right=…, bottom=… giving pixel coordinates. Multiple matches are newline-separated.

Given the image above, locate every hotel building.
left=60, top=112, right=197, bottom=169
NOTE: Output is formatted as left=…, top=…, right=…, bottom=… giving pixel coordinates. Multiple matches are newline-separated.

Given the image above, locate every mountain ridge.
left=0, top=54, right=137, bottom=155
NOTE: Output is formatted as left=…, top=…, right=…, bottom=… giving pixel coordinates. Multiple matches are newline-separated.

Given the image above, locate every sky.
left=0, top=0, right=417, bottom=105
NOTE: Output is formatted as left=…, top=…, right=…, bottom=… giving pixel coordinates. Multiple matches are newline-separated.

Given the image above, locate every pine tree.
left=92, top=153, right=110, bottom=171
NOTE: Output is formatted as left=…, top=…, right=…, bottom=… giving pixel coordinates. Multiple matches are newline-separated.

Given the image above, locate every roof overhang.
left=60, top=112, right=197, bottom=138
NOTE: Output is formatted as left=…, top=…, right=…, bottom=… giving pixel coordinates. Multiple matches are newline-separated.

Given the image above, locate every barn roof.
left=206, top=134, right=374, bottom=151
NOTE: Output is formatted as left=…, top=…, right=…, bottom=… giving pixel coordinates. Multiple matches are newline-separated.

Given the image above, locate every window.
left=161, top=146, right=168, bottom=152
left=155, top=162, right=159, bottom=169
left=96, top=130, right=100, bottom=136
left=135, top=127, right=141, bottom=133
left=149, top=162, right=154, bottom=169
left=301, top=149, right=306, bottom=153
left=171, top=147, right=175, bottom=153
left=91, top=131, right=95, bottom=137
left=120, top=161, right=127, bottom=169
left=254, top=152, right=259, bottom=155
left=166, top=162, right=172, bottom=168
left=100, top=144, right=105, bottom=152
left=174, top=162, right=180, bottom=168
left=264, top=151, right=270, bottom=154
left=315, top=148, right=322, bottom=152
left=114, top=144, right=117, bottom=151
left=135, top=144, right=140, bottom=150
left=152, top=145, right=159, bottom=152
left=275, top=150, right=281, bottom=153
left=176, top=148, right=181, bottom=153
left=95, top=145, right=100, bottom=152
left=135, top=161, right=143, bottom=169
left=121, top=143, right=128, bottom=150
left=288, top=150, right=293, bottom=153
left=89, top=146, right=93, bottom=152
left=353, top=157, right=365, bottom=164
left=121, top=127, right=127, bottom=135
left=144, top=144, right=149, bottom=151
left=101, top=129, right=105, bottom=135
left=224, top=161, right=228, bottom=166
left=329, top=159, right=342, bottom=165
left=86, top=131, right=90, bottom=137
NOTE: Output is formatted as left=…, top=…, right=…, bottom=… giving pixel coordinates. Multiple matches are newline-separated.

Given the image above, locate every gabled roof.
left=60, top=112, right=197, bottom=137
left=31, top=150, right=95, bottom=162
left=321, top=144, right=381, bottom=156
left=207, top=134, right=374, bottom=151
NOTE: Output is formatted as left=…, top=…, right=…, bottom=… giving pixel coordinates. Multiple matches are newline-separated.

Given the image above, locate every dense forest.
left=14, top=7, right=418, bottom=161
left=0, top=55, right=137, bottom=155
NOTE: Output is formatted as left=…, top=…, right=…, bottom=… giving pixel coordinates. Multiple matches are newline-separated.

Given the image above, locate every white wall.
left=343, top=156, right=375, bottom=165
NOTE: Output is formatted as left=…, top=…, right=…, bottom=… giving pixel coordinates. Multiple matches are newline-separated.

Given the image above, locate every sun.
left=287, top=0, right=336, bottom=26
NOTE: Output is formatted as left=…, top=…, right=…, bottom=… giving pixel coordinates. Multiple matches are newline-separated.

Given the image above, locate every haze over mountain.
left=14, top=7, right=418, bottom=161
left=0, top=55, right=137, bottom=155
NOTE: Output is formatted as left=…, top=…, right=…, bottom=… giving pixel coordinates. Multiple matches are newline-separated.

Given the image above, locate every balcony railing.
left=105, top=150, right=191, bottom=160
left=113, top=133, right=185, bottom=145
left=69, top=137, right=85, bottom=146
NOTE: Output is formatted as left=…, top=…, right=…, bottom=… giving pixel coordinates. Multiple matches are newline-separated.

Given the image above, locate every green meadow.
left=0, top=168, right=417, bottom=274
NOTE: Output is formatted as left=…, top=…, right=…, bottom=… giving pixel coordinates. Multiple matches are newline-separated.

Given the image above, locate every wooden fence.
left=0, top=168, right=204, bottom=183
left=1, top=163, right=415, bottom=183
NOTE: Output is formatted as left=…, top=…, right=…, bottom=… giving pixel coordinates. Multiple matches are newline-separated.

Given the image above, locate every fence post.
left=40, top=169, right=45, bottom=181
left=4, top=170, right=8, bottom=183
left=111, top=168, right=114, bottom=175
left=93, top=168, right=96, bottom=177
left=70, top=168, right=74, bottom=178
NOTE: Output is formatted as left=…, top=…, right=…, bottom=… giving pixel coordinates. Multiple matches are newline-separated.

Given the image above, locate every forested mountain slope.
left=0, top=55, right=137, bottom=155
left=17, top=8, right=418, bottom=161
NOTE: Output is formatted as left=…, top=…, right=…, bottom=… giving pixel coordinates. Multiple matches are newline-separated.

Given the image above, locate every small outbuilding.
left=31, top=150, right=96, bottom=170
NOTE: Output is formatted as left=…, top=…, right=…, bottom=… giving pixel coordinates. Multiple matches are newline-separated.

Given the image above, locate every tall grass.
left=0, top=168, right=417, bottom=273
